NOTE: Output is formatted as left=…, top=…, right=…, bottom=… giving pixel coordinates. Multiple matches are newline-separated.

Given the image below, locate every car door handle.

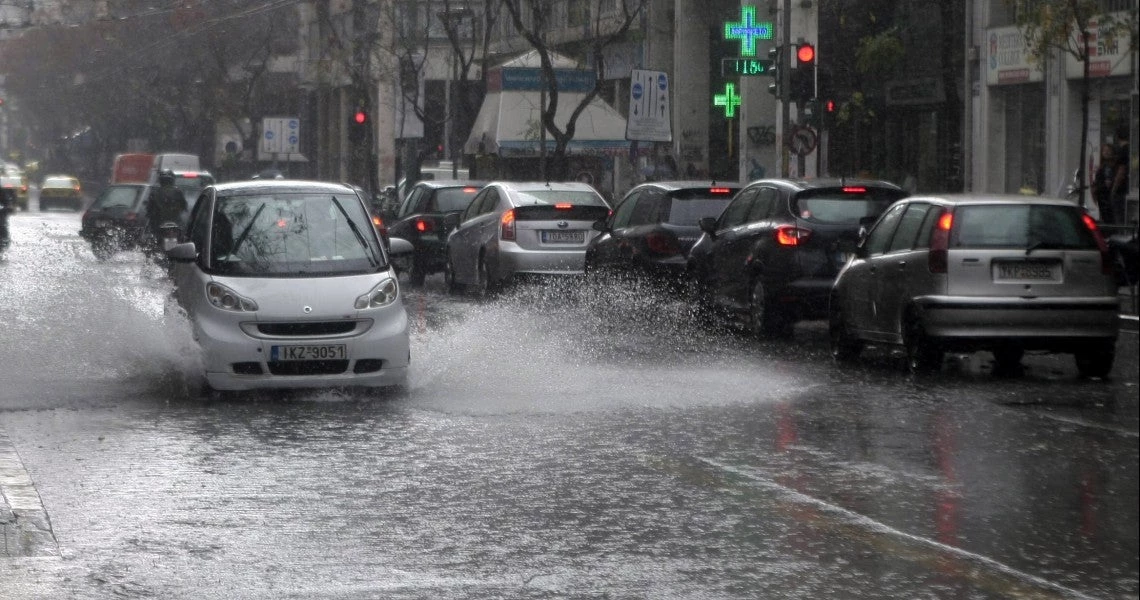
left=895, top=260, right=907, bottom=270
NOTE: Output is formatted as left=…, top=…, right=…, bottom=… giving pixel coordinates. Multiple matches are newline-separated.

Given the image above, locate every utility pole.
left=780, top=0, right=791, bottom=177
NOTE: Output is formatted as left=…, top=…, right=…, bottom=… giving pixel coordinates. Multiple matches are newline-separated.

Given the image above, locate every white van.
left=150, top=153, right=200, bottom=182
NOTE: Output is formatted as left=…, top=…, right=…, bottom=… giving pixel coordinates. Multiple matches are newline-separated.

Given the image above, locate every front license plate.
left=541, top=230, right=585, bottom=244
left=994, top=262, right=1059, bottom=281
left=270, top=344, right=346, bottom=361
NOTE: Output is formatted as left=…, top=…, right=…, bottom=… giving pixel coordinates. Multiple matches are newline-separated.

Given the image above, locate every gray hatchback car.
left=829, top=194, right=1119, bottom=377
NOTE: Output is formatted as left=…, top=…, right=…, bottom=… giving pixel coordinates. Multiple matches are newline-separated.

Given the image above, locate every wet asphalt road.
left=1, top=205, right=1137, bottom=599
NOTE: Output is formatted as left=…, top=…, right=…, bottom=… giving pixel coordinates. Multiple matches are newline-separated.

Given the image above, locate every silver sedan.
left=443, top=181, right=611, bottom=294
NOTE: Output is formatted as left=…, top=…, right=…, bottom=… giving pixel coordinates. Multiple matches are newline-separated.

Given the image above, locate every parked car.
left=687, top=178, right=908, bottom=337
left=79, top=183, right=153, bottom=259
left=388, top=179, right=486, bottom=286
left=0, top=172, right=29, bottom=211
left=443, top=181, right=611, bottom=295
left=166, top=179, right=413, bottom=393
left=38, top=174, right=84, bottom=211
left=829, top=194, right=1119, bottom=376
left=585, top=181, right=741, bottom=287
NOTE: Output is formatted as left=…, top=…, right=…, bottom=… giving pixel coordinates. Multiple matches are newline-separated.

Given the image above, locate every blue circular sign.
left=658, top=74, right=667, bottom=91
left=264, top=131, right=275, bottom=140
left=632, top=82, right=643, bottom=100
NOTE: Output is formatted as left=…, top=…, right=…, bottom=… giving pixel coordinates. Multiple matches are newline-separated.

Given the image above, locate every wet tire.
left=1074, top=340, right=1115, bottom=379
left=407, top=261, right=426, bottom=287
left=473, top=256, right=495, bottom=298
left=904, top=314, right=943, bottom=374
left=444, top=258, right=461, bottom=296
left=90, top=241, right=114, bottom=261
left=829, top=300, right=863, bottom=363
left=749, top=278, right=792, bottom=339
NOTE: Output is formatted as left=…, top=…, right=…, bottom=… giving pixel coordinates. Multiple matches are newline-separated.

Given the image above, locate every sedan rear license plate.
left=541, top=230, right=585, bottom=244
left=994, top=262, right=1059, bottom=281
left=270, top=344, right=346, bottom=361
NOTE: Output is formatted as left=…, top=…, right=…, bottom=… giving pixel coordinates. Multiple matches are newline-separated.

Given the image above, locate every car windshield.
left=95, top=186, right=145, bottom=209
left=665, top=190, right=737, bottom=226
left=436, top=187, right=480, bottom=212
left=515, top=190, right=607, bottom=207
left=210, top=191, right=384, bottom=276
left=793, top=188, right=905, bottom=224
left=951, top=204, right=1097, bottom=249
left=42, top=177, right=75, bottom=188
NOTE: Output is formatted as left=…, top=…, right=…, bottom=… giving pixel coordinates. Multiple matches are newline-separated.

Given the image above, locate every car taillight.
left=842, top=186, right=867, bottom=194
left=709, top=187, right=733, bottom=195
left=1081, top=212, right=1112, bottom=274
left=415, top=218, right=434, bottom=233
left=929, top=209, right=953, bottom=274
left=555, top=203, right=572, bottom=210
left=371, top=215, right=384, bottom=228
left=500, top=209, right=516, bottom=241
left=645, top=231, right=681, bottom=256
left=775, top=225, right=811, bottom=246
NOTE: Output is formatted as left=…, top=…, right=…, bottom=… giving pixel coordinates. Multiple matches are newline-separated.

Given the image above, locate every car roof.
left=489, top=181, right=601, bottom=193
left=411, top=180, right=489, bottom=189
left=748, top=177, right=904, bottom=191
left=628, top=180, right=745, bottom=192
left=212, top=180, right=356, bottom=194
left=899, top=193, right=1082, bottom=207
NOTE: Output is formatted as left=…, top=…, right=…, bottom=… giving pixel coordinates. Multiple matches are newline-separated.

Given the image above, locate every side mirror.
left=442, top=212, right=460, bottom=230
left=698, top=216, right=718, bottom=236
left=388, top=237, right=414, bottom=256
left=166, top=241, right=197, bottom=262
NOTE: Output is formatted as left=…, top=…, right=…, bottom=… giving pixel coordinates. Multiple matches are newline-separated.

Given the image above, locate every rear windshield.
left=95, top=186, right=145, bottom=209
left=42, top=177, right=76, bottom=189
left=210, top=192, right=384, bottom=276
left=515, top=190, right=608, bottom=207
left=793, top=188, right=906, bottom=224
left=665, top=189, right=738, bottom=226
left=951, top=204, right=1097, bottom=249
left=436, top=187, right=480, bottom=212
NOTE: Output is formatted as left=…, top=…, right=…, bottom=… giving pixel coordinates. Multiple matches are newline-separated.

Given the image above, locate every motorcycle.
left=0, top=189, right=14, bottom=255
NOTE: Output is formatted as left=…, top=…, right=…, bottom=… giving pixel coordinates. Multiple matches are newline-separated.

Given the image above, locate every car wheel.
left=1074, top=340, right=1115, bottom=379
left=829, top=299, right=863, bottom=363
left=407, top=261, right=427, bottom=287
left=474, top=256, right=493, bottom=298
left=749, top=278, right=791, bottom=338
left=992, top=347, right=1025, bottom=376
left=904, top=313, right=943, bottom=374
left=90, top=239, right=114, bottom=260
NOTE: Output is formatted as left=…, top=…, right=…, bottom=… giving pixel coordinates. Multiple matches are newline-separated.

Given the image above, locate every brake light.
left=555, top=203, right=572, bottom=210
left=775, top=225, right=811, bottom=246
left=371, top=215, right=385, bottom=228
left=842, top=186, right=867, bottom=194
left=709, top=187, right=733, bottom=194
left=645, top=231, right=681, bottom=256
left=500, top=209, right=516, bottom=240
left=1081, top=213, right=1112, bottom=274
left=462, top=187, right=478, bottom=193
left=929, top=209, right=953, bottom=274
left=415, top=218, right=434, bottom=233
left=181, top=172, right=198, bottom=178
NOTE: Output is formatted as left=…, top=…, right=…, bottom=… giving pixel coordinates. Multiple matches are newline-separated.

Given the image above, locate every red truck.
left=110, top=153, right=155, bottom=184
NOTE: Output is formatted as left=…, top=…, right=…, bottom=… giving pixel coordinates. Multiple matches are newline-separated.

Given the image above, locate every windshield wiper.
left=330, top=196, right=378, bottom=268
left=229, top=202, right=266, bottom=258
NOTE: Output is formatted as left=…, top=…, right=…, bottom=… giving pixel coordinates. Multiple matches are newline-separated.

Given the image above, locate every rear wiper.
left=330, top=196, right=378, bottom=268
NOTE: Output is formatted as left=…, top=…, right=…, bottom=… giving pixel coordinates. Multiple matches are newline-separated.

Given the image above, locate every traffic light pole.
left=781, top=0, right=791, bottom=177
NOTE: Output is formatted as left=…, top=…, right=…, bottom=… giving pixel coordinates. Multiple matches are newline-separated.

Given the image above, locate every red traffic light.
left=796, top=43, right=815, bottom=65
left=825, top=99, right=836, bottom=112
left=353, top=110, right=368, bottom=125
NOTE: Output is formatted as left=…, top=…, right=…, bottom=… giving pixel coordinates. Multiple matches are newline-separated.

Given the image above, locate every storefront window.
left=1003, top=85, right=1046, bottom=194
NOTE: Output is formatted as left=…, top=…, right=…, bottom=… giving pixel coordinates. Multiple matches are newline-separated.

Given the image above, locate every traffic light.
left=822, top=98, right=837, bottom=129
left=791, top=42, right=816, bottom=106
left=766, top=45, right=783, bottom=99
left=349, top=108, right=369, bottom=141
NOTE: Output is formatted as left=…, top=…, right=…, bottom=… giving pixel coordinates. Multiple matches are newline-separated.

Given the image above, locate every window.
left=719, top=188, right=759, bottom=229
left=863, top=203, right=907, bottom=256
left=887, top=203, right=932, bottom=253
left=611, top=192, right=641, bottom=228
left=628, top=191, right=663, bottom=226
left=746, top=187, right=778, bottom=222
left=952, top=204, right=1097, bottom=249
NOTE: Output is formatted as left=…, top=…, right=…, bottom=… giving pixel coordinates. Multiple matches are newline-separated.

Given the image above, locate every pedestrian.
left=1092, top=143, right=1119, bottom=224
left=1110, top=126, right=1130, bottom=224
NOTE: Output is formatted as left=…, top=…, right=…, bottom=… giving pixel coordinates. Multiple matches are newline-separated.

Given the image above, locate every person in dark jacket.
left=146, top=169, right=188, bottom=250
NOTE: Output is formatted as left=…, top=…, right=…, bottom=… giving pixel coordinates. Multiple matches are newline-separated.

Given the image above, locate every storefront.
left=983, top=25, right=1047, bottom=195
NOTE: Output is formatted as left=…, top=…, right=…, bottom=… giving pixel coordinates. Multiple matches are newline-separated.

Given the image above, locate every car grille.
left=267, top=360, right=349, bottom=375
left=257, top=321, right=358, bottom=336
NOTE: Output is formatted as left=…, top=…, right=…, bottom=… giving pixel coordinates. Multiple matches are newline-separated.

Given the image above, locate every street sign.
left=260, top=116, right=300, bottom=155
left=721, top=58, right=773, bottom=77
left=626, top=69, right=672, bottom=142
left=789, top=125, right=818, bottom=156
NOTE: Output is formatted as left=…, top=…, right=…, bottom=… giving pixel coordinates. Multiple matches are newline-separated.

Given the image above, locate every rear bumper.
left=914, top=295, right=1120, bottom=341
left=496, top=243, right=588, bottom=277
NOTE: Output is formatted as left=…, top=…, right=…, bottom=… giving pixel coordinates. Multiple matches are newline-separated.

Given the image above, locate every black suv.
left=687, top=178, right=907, bottom=337
left=386, top=180, right=486, bottom=286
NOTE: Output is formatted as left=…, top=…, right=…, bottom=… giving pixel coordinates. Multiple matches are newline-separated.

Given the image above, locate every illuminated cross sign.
left=724, top=6, right=773, bottom=57
left=714, top=83, right=742, bottom=118
left=722, top=58, right=773, bottom=76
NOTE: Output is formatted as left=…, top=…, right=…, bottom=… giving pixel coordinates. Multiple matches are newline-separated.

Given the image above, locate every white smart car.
left=167, top=180, right=412, bottom=393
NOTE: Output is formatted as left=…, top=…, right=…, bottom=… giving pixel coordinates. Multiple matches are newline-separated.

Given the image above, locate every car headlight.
left=355, top=277, right=399, bottom=309
left=206, top=282, right=258, bottom=312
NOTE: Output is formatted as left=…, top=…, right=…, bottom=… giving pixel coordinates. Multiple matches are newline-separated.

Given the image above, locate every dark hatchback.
left=585, top=181, right=741, bottom=286
left=387, top=179, right=486, bottom=286
left=687, top=178, right=908, bottom=337
left=79, top=183, right=153, bottom=260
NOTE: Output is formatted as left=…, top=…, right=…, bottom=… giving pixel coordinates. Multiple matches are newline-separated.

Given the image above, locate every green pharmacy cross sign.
left=724, top=6, right=773, bottom=57
left=714, top=83, right=741, bottom=118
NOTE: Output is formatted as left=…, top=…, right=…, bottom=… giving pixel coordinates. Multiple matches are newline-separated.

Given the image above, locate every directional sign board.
left=260, top=116, right=300, bottom=156
left=625, top=69, right=672, bottom=142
